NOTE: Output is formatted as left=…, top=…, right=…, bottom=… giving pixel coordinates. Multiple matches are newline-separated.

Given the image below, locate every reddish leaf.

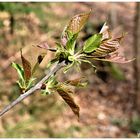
left=92, top=48, right=135, bottom=63
left=90, top=23, right=134, bottom=63
left=92, top=38, right=121, bottom=57
left=21, top=50, right=32, bottom=81
left=103, top=49, right=135, bottom=63
left=57, top=88, right=80, bottom=119
left=67, top=10, right=91, bottom=34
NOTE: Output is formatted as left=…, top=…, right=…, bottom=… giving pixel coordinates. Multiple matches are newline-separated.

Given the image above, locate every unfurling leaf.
left=93, top=50, right=135, bottom=63
left=12, top=62, right=24, bottom=82
left=32, top=54, right=45, bottom=75
left=67, top=10, right=91, bottom=34
left=66, top=33, right=78, bottom=54
left=57, top=88, right=80, bottom=119
left=99, top=22, right=111, bottom=41
left=61, top=10, right=91, bottom=49
left=83, top=34, right=102, bottom=53
left=91, top=38, right=121, bottom=57
left=26, top=77, right=36, bottom=89
left=88, top=23, right=134, bottom=63
left=21, top=50, right=32, bottom=81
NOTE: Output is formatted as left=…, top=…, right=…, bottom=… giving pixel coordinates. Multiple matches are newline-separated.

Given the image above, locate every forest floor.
left=0, top=2, right=139, bottom=138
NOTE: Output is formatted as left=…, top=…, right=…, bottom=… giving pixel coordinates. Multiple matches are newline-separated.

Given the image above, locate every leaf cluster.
left=12, top=10, right=134, bottom=119
left=12, top=50, right=45, bottom=93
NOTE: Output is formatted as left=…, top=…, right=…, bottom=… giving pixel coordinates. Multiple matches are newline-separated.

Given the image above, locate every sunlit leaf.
left=100, top=22, right=111, bottom=41
left=26, top=77, right=36, bottom=89
left=61, top=10, right=91, bottom=50
left=91, top=39, right=119, bottom=57
left=21, top=50, right=32, bottom=81
left=84, top=23, right=134, bottom=64
left=91, top=30, right=125, bottom=57
left=16, top=80, right=24, bottom=90
left=66, top=33, right=78, bottom=54
left=83, top=33, right=102, bottom=53
left=12, top=62, right=24, bottom=82
left=57, top=88, right=80, bottom=118
left=67, top=10, right=91, bottom=34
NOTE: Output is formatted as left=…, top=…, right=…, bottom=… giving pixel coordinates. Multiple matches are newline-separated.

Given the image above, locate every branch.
left=0, top=61, right=65, bottom=117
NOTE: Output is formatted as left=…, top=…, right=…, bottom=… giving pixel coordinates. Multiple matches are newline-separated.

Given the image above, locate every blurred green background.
left=0, top=2, right=139, bottom=138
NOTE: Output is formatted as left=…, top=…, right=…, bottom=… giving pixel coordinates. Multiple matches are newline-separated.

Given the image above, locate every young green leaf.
left=66, top=33, right=78, bottom=54
left=67, top=10, right=91, bottom=34
left=26, top=77, right=36, bottom=89
left=57, top=88, right=80, bottom=119
left=21, top=50, right=32, bottom=82
left=83, top=34, right=102, bottom=53
left=12, top=62, right=24, bottom=82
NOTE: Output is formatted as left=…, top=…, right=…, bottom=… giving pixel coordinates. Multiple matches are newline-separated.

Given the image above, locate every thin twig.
left=0, top=61, right=65, bottom=117
left=33, top=44, right=57, bottom=52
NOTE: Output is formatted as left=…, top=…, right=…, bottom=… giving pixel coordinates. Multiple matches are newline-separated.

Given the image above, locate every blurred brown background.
left=0, top=2, right=139, bottom=138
